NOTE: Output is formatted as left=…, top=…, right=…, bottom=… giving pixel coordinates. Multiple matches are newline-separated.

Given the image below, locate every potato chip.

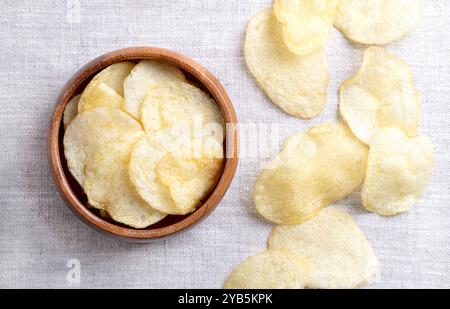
left=84, top=142, right=166, bottom=229
left=123, top=60, right=186, bottom=119
left=340, top=47, right=421, bottom=145
left=268, top=208, right=379, bottom=289
left=362, top=127, right=433, bottom=216
left=274, top=0, right=339, bottom=56
left=128, top=134, right=177, bottom=214
left=140, top=81, right=225, bottom=142
left=334, top=0, right=422, bottom=44
left=63, top=94, right=80, bottom=129
left=78, top=62, right=135, bottom=111
left=245, top=9, right=329, bottom=119
left=254, top=123, right=368, bottom=225
left=64, top=107, right=144, bottom=186
left=223, top=250, right=308, bottom=289
left=78, top=82, right=123, bottom=112
left=156, top=153, right=223, bottom=212
left=129, top=132, right=223, bottom=215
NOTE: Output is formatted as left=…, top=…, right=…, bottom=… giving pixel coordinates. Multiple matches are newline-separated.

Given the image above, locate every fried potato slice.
left=78, top=82, right=124, bottom=112
left=140, top=81, right=225, bottom=142
left=84, top=142, right=166, bottom=229
left=123, top=60, right=186, bottom=119
left=128, top=134, right=177, bottom=214
left=130, top=81, right=225, bottom=214
left=339, top=47, right=421, bottom=145
left=274, top=0, right=339, bottom=56
left=254, top=123, right=368, bottom=225
left=245, top=8, right=329, bottom=119
left=78, top=62, right=135, bottom=111
left=129, top=131, right=223, bottom=215
left=63, top=94, right=80, bottom=129
left=156, top=153, right=223, bottom=213
left=223, top=250, right=308, bottom=289
left=268, top=208, right=379, bottom=289
left=64, top=107, right=144, bottom=186
left=334, top=0, right=422, bottom=44
left=362, top=127, right=433, bottom=216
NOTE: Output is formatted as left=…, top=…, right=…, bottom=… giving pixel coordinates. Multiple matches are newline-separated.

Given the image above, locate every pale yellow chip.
left=84, top=142, right=166, bottom=229
left=130, top=81, right=225, bottom=215
left=156, top=154, right=223, bottom=212
left=78, top=82, right=123, bottom=112
left=223, top=250, right=308, bottom=289
left=274, top=0, right=339, bottom=56
left=129, top=134, right=177, bottom=214
left=78, top=62, right=135, bottom=112
left=335, top=0, right=422, bottom=44
left=362, top=127, right=433, bottom=216
left=254, top=122, right=368, bottom=225
left=64, top=107, right=144, bottom=186
left=268, top=208, right=379, bottom=289
left=123, top=60, right=186, bottom=119
left=129, top=132, right=224, bottom=215
left=140, top=81, right=225, bottom=143
left=340, top=47, right=421, bottom=145
left=63, top=94, right=80, bottom=129
left=245, top=8, right=329, bottom=119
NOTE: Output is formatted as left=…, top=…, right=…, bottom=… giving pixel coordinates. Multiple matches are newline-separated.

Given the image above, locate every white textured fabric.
left=0, top=0, right=449, bottom=289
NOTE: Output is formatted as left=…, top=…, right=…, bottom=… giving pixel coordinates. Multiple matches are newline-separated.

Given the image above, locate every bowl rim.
left=48, top=46, right=239, bottom=242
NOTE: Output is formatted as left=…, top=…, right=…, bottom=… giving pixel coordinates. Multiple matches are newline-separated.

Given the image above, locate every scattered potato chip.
left=334, top=0, right=422, bottom=44
left=84, top=142, right=166, bottom=229
left=274, top=0, right=339, bottom=56
left=78, top=62, right=135, bottom=111
left=63, top=94, right=80, bottom=129
left=129, top=132, right=223, bottom=215
left=123, top=60, right=186, bottom=119
left=254, top=122, right=368, bottom=225
left=245, top=9, right=329, bottom=119
left=339, top=47, right=421, bottom=145
left=362, top=127, right=433, bottom=216
left=223, top=250, right=308, bottom=289
left=78, top=82, right=123, bottom=112
left=268, top=208, right=379, bottom=289
left=64, top=107, right=144, bottom=185
left=140, top=81, right=225, bottom=142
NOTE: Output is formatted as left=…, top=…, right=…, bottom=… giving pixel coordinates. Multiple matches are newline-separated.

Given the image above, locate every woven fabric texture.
left=0, top=0, right=449, bottom=288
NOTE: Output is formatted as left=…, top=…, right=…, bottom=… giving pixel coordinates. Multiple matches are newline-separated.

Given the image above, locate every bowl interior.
left=53, top=48, right=238, bottom=240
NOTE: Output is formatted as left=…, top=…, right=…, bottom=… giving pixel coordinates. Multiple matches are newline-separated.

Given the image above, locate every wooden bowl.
left=48, top=47, right=239, bottom=242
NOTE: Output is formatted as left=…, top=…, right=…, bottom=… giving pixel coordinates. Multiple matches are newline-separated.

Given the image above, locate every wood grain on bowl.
left=48, top=47, right=239, bottom=242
